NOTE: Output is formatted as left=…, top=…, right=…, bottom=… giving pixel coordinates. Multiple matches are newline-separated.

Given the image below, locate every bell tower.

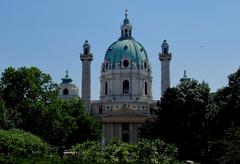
left=59, top=70, right=79, bottom=100
left=159, top=40, right=172, bottom=97
left=80, top=40, right=93, bottom=110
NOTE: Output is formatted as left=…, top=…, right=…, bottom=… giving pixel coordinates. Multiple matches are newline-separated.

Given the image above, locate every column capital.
left=159, top=53, right=172, bottom=61
left=80, top=53, right=93, bottom=61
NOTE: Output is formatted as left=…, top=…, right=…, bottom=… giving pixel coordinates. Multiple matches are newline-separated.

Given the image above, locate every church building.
left=59, top=11, right=173, bottom=143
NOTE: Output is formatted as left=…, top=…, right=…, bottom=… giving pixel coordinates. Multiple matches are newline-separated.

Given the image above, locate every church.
left=59, top=11, right=173, bottom=143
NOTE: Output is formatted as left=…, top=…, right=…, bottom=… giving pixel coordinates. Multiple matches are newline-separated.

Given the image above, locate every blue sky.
left=0, top=0, right=240, bottom=100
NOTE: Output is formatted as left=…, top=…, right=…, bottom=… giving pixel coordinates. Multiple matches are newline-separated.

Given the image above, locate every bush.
left=0, top=129, right=56, bottom=157
left=0, top=155, right=62, bottom=164
left=71, top=138, right=180, bottom=163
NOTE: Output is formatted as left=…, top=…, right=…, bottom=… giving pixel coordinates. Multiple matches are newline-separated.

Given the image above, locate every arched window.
left=145, top=82, right=147, bottom=95
left=144, top=62, right=147, bottom=69
left=105, top=82, right=108, bottom=95
left=164, top=48, right=168, bottom=54
left=84, top=48, right=89, bottom=54
left=123, top=80, right=129, bottom=94
left=106, top=62, right=109, bottom=69
left=125, top=29, right=128, bottom=37
left=63, top=88, right=69, bottom=95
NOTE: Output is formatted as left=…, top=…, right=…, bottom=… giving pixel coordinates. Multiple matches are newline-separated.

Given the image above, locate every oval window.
left=123, top=60, right=129, bottom=67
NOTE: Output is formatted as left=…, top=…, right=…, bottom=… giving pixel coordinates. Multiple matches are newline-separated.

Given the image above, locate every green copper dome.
left=104, top=39, right=149, bottom=69
left=103, top=11, right=149, bottom=70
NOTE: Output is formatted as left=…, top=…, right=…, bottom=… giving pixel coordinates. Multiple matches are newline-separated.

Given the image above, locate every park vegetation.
left=0, top=66, right=239, bottom=163
left=140, top=67, right=240, bottom=163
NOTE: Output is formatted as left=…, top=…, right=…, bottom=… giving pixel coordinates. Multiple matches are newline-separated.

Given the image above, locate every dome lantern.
left=120, top=10, right=133, bottom=40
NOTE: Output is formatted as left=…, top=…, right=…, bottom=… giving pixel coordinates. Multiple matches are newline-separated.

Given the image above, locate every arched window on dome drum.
left=105, top=62, right=109, bottom=69
left=123, top=80, right=129, bottom=94
left=105, top=82, right=108, bottom=95
left=145, top=82, right=147, bottom=95
left=144, top=62, right=147, bottom=69
left=63, top=88, right=69, bottom=95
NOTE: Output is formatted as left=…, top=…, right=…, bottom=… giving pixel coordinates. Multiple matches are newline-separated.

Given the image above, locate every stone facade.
left=89, top=12, right=159, bottom=143
left=60, top=12, right=173, bottom=143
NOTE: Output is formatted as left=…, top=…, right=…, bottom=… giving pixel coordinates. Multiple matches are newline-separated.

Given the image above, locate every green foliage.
left=0, top=66, right=101, bottom=151
left=0, top=155, right=62, bottom=164
left=211, top=68, right=240, bottom=136
left=0, top=66, right=58, bottom=130
left=140, top=79, right=211, bottom=161
left=206, top=68, right=240, bottom=163
left=208, top=127, right=240, bottom=164
left=1, top=66, right=57, bottom=109
left=71, top=138, right=179, bottom=163
left=0, top=129, right=56, bottom=157
left=41, top=99, right=102, bottom=148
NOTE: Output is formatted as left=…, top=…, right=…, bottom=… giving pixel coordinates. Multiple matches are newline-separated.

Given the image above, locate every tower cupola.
left=161, top=40, right=169, bottom=54
left=61, top=70, right=72, bottom=84
left=180, top=70, right=191, bottom=82
left=59, top=70, right=79, bottom=100
left=83, top=40, right=91, bottom=56
left=120, top=10, right=133, bottom=40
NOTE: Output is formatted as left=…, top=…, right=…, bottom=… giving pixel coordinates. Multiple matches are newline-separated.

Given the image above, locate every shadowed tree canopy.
left=212, top=67, right=240, bottom=136
left=140, top=79, right=211, bottom=161
left=0, top=66, right=101, bottom=150
left=206, top=68, right=240, bottom=163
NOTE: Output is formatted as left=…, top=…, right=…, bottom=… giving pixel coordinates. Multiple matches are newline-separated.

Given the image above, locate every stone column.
left=119, top=123, right=122, bottom=140
left=80, top=40, right=93, bottom=111
left=110, top=123, right=113, bottom=138
left=159, top=40, right=172, bottom=97
left=129, top=123, right=133, bottom=142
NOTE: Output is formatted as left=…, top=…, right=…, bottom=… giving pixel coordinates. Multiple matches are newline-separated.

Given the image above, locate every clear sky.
left=1, top=0, right=240, bottom=100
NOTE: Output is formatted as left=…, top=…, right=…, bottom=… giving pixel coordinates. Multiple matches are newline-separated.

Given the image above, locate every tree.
left=140, top=79, right=211, bottom=162
left=0, top=66, right=101, bottom=151
left=211, top=68, right=240, bottom=137
left=208, top=127, right=240, bottom=164
left=40, top=99, right=101, bottom=148
left=206, top=68, right=240, bottom=163
left=0, top=66, right=57, bottom=131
